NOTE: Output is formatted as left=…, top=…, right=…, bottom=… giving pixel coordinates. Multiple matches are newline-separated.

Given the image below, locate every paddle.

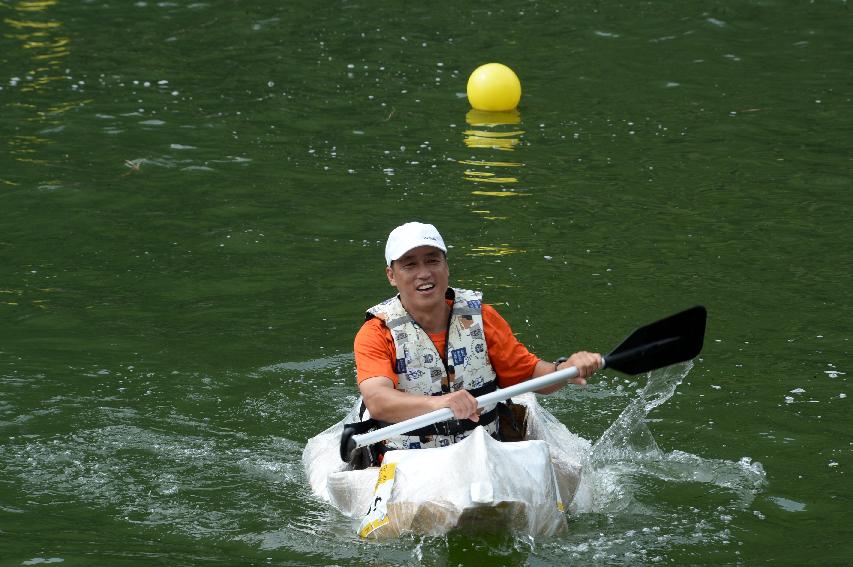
left=341, top=305, right=706, bottom=461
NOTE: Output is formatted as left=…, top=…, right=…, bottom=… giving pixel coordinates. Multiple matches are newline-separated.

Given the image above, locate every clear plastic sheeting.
left=302, top=393, right=590, bottom=538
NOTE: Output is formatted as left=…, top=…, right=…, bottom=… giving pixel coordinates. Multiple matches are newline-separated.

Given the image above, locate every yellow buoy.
left=466, top=63, right=522, bottom=111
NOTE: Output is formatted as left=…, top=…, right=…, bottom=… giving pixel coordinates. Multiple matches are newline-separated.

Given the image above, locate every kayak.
left=303, top=307, right=710, bottom=538
left=302, top=393, right=591, bottom=538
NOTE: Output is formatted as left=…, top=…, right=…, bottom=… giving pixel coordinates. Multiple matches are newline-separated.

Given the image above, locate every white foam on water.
left=180, top=165, right=214, bottom=172
left=3, top=422, right=307, bottom=541
left=769, top=496, right=806, bottom=512
left=259, top=352, right=354, bottom=373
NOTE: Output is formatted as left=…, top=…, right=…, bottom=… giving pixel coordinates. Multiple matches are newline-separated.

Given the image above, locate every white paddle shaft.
left=351, top=365, right=580, bottom=449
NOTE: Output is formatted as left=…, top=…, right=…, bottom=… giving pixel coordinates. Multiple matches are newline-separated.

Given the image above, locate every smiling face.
left=386, top=245, right=450, bottom=316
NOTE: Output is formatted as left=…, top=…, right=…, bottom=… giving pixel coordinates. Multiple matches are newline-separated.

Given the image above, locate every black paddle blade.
left=603, top=306, right=707, bottom=375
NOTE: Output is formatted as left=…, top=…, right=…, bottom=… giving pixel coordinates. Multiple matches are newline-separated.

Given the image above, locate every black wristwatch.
left=554, top=356, right=569, bottom=366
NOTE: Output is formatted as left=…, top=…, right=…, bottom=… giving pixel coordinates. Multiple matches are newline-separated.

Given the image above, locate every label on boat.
left=358, top=462, right=397, bottom=538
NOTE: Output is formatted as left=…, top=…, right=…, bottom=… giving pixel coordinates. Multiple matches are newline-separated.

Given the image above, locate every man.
left=354, top=221, right=601, bottom=452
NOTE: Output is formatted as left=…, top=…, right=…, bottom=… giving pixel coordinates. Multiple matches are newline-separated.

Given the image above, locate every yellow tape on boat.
left=358, top=462, right=396, bottom=538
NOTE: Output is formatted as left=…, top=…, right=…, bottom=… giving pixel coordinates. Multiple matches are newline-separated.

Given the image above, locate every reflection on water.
left=461, top=108, right=529, bottom=234
left=462, top=109, right=525, bottom=188
left=460, top=159, right=523, bottom=167
left=467, top=244, right=525, bottom=257
left=465, top=109, right=522, bottom=129
left=470, top=209, right=507, bottom=221
left=2, top=0, right=76, bottom=185
left=463, top=169, right=520, bottom=184
left=470, top=190, right=528, bottom=197
left=463, top=129, right=523, bottom=152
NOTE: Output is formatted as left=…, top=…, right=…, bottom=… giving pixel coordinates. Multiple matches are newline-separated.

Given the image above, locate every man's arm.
left=481, top=304, right=601, bottom=392
left=359, top=376, right=481, bottom=423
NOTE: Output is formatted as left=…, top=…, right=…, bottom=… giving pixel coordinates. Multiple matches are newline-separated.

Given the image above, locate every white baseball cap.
left=384, top=222, right=447, bottom=266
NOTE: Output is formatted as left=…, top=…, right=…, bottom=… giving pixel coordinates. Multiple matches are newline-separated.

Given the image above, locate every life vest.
left=364, top=287, right=500, bottom=450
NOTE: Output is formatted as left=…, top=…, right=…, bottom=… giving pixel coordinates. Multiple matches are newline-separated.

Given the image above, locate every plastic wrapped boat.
left=302, top=393, right=591, bottom=538
left=303, top=307, right=710, bottom=538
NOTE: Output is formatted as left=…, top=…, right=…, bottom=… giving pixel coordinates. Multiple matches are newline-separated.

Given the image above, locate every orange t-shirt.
left=354, top=302, right=541, bottom=389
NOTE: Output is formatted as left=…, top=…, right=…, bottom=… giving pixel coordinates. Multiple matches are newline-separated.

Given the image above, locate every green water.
left=1, top=0, right=850, bottom=564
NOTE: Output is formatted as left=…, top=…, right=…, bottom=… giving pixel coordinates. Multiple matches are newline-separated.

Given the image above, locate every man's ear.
left=385, top=265, right=396, bottom=287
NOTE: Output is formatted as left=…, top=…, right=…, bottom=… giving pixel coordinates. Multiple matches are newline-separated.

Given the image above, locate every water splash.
left=571, top=362, right=766, bottom=515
